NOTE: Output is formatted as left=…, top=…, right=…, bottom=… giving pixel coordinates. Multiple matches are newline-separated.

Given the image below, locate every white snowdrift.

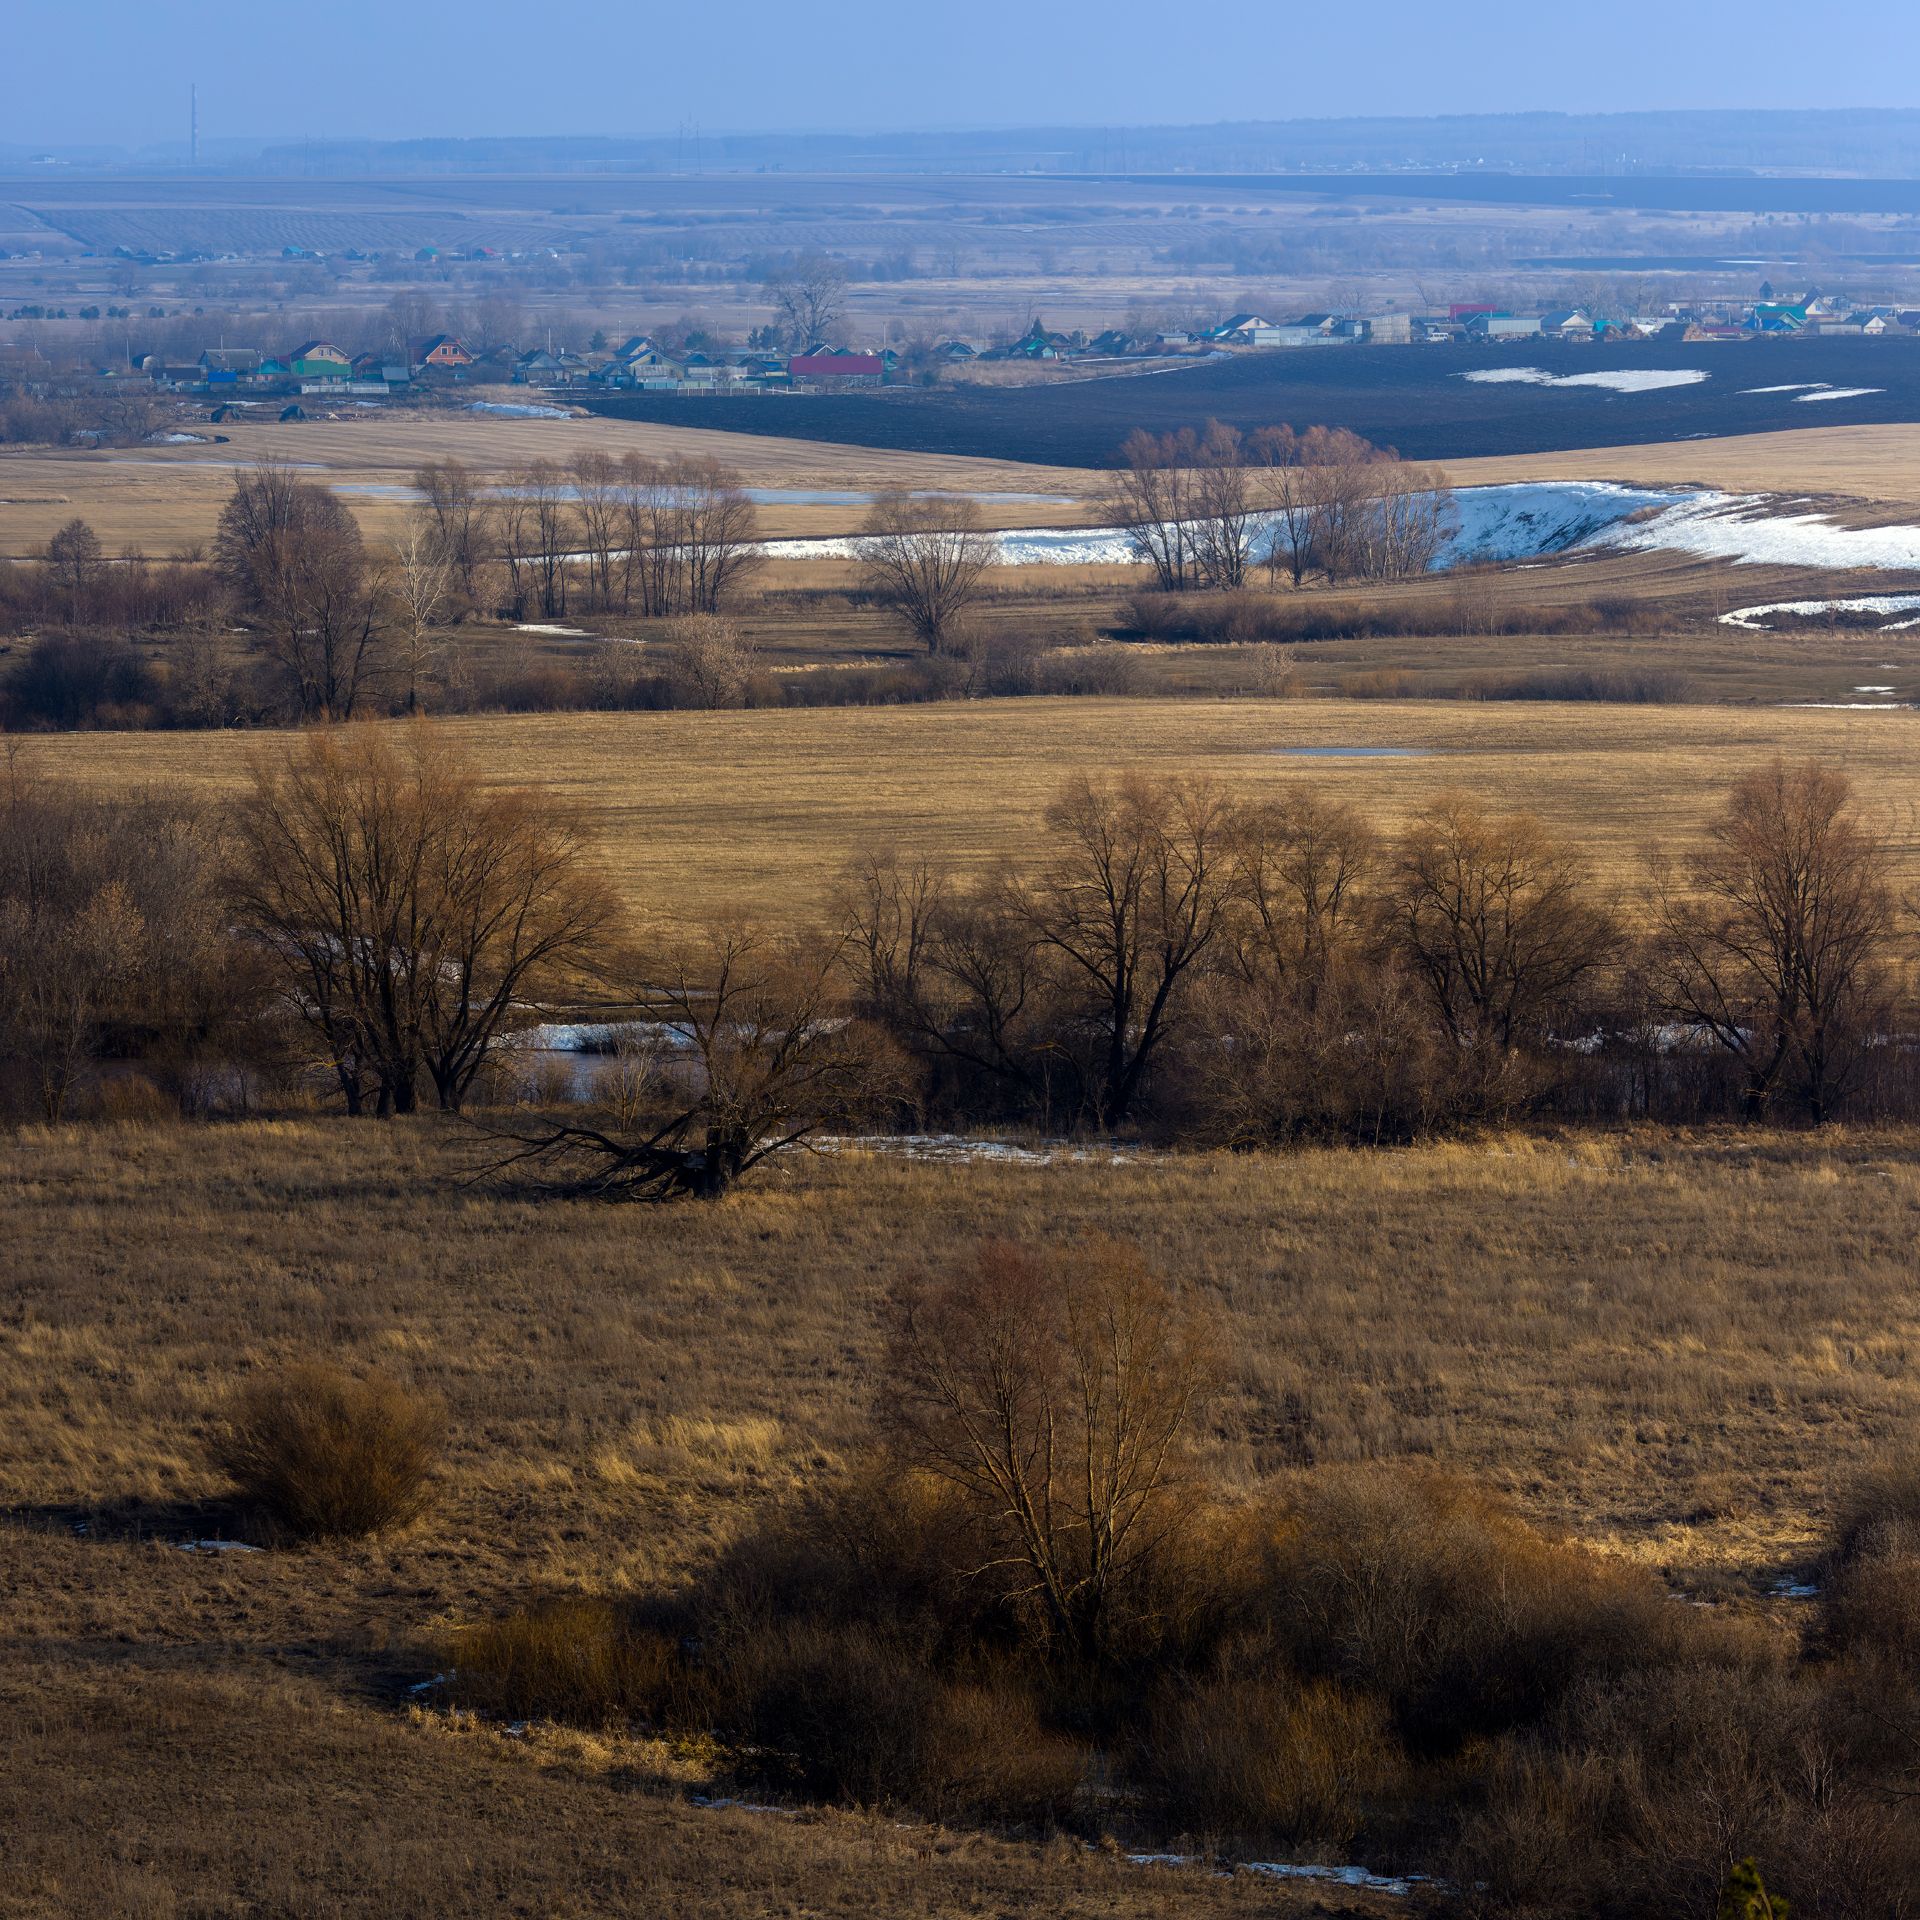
left=1458, top=367, right=1709, bottom=393
left=1612, top=494, right=1920, bottom=571
left=1719, top=592, right=1920, bottom=631
left=1795, top=386, right=1884, bottom=402
left=760, top=482, right=1687, bottom=572
left=764, top=482, right=1920, bottom=578
left=468, top=400, right=572, bottom=419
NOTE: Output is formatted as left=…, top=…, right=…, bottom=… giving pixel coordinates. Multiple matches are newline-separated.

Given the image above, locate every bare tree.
left=677, top=460, right=760, bottom=613
left=1188, top=422, right=1262, bottom=590
left=882, top=1235, right=1217, bottom=1659
left=388, top=513, right=452, bottom=715
left=0, top=770, right=245, bottom=1122
left=767, top=250, right=850, bottom=351
left=516, top=461, right=575, bottom=620
left=1263, top=462, right=1327, bottom=590
left=1017, top=775, right=1237, bottom=1127
left=494, top=482, right=534, bottom=623
left=0, top=880, right=146, bottom=1121
left=612, top=455, right=760, bottom=617
left=487, top=925, right=882, bottom=1199
left=228, top=726, right=616, bottom=1116
left=1388, top=793, right=1616, bottom=1056
left=1650, top=759, right=1898, bottom=1123
left=834, top=848, right=949, bottom=1027
left=1227, top=792, right=1377, bottom=1002
left=1348, top=462, right=1455, bottom=581
left=570, top=449, right=621, bottom=609
left=412, top=458, right=491, bottom=608
left=43, top=517, right=104, bottom=616
left=214, top=462, right=390, bottom=720
left=1108, top=428, right=1201, bottom=592
left=856, top=493, right=995, bottom=653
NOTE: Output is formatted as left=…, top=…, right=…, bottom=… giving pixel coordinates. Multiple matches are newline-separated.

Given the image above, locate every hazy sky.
left=9, top=0, right=1920, bottom=150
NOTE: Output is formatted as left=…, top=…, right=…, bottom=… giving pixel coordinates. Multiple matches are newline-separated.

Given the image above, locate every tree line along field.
left=6, top=1120, right=1920, bottom=1916
left=27, top=696, right=1920, bottom=918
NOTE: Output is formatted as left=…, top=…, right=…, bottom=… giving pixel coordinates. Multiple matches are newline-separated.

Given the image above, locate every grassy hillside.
left=5, top=1121, right=1918, bottom=1912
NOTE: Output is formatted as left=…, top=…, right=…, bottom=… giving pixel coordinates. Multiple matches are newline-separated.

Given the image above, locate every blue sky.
left=8, top=0, right=1919, bottom=150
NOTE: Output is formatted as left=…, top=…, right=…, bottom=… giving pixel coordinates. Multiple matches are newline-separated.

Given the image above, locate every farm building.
left=199, top=347, right=262, bottom=383
left=1465, top=313, right=1543, bottom=339
left=789, top=351, right=884, bottom=385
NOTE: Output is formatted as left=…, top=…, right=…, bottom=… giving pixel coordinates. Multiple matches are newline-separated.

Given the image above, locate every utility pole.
left=190, top=83, right=199, bottom=166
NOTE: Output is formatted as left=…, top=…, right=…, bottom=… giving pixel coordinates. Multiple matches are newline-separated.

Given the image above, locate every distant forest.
left=21, top=109, right=1920, bottom=179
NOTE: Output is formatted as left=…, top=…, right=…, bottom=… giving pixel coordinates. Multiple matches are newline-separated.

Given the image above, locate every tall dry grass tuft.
left=1820, top=1449, right=1920, bottom=1664
left=1261, top=1468, right=1716, bottom=1749
left=449, top=1598, right=692, bottom=1727
left=1141, top=1671, right=1397, bottom=1849
left=210, top=1362, right=445, bottom=1541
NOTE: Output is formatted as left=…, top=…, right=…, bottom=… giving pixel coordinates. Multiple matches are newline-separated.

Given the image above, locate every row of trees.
left=1110, top=422, right=1455, bottom=593
left=4, top=732, right=1906, bottom=1168
left=201, top=456, right=765, bottom=718
left=419, top=452, right=761, bottom=624
left=837, top=759, right=1904, bottom=1137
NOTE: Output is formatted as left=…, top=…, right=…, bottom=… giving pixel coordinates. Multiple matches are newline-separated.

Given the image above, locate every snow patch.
left=1795, top=386, right=1884, bottom=402
left=767, top=482, right=1920, bottom=578
left=176, top=1539, right=263, bottom=1554
left=468, top=400, right=572, bottom=419
left=816, top=1133, right=1148, bottom=1166
left=1719, top=592, right=1920, bottom=631
left=1128, top=1854, right=1429, bottom=1896
left=1248, top=1861, right=1435, bottom=1895
left=1615, top=494, right=1920, bottom=571
left=513, top=623, right=592, bottom=637
left=1458, top=366, right=1708, bottom=393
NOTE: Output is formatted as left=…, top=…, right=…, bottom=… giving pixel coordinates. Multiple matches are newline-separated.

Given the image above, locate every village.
left=110, top=282, right=1920, bottom=409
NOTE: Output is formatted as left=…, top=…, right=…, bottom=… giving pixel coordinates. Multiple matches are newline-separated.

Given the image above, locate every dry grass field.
left=5, top=1119, right=1920, bottom=1912
left=10, top=406, right=1920, bottom=560
left=1446, top=422, right=1920, bottom=513
left=0, top=402, right=1106, bottom=556
left=26, top=696, right=1920, bottom=918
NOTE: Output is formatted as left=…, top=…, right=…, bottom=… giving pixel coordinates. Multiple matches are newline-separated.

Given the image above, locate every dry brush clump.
left=210, top=1361, right=445, bottom=1541
left=446, top=1232, right=1894, bottom=1902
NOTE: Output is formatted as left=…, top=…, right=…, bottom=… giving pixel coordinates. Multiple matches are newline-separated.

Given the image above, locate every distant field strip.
left=33, top=698, right=1920, bottom=917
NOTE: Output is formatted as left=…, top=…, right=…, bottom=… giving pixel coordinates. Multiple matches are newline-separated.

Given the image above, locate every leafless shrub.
left=1142, top=1673, right=1397, bottom=1848
left=882, top=1235, right=1218, bottom=1659
left=662, top=614, right=759, bottom=708
left=1821, top=1450, right=1920, bottom=1665
left=211, top=1362, right=444, bottom=1541
left=450, top=1598, right=691, bottom=1726
left=1262, top=1469, right=1723, bottom=1749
